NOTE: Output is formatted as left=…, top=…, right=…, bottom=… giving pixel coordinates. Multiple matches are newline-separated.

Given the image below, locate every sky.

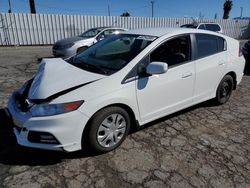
left=0, top=0, right=249, bottom=19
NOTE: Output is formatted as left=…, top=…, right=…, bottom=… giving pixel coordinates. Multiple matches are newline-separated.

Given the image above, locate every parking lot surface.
left=0, top=46, right=250, bottom=188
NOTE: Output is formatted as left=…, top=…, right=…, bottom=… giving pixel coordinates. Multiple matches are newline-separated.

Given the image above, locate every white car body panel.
left=8, top=94, right=88, bottom=152
left=136, top=62, right=195, bottom=123
left=28, top=58, right=106, bottom=100
left=8, top=28, right=245, bottom=152
left=193, top=52, right=226, bottom=102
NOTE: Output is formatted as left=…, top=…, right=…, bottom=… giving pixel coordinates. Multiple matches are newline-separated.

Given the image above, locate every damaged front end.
left=7, top=78, right=89, bottom=151
left=6, top=58, right=104, bottom=151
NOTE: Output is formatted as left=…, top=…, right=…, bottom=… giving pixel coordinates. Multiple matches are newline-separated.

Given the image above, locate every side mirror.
left=97, top=35, right=105, bottom=41
left=146, top=62, right=168, bottom=75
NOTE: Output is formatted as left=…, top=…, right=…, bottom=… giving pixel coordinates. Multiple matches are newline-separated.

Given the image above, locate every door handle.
left=182, top=72, right=192, bottom=78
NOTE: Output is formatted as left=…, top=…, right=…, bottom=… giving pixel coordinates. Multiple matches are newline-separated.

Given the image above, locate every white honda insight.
left=7, top=28, right=245, bottom=153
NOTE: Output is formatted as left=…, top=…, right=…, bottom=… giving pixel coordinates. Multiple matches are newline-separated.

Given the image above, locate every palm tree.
left=223, top=0, right=233, bottom=19
left=29, top=0, right=36, bottom=14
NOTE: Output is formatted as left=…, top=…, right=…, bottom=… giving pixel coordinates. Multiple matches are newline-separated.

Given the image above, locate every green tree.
left=223, top=0, right=233, bottom=19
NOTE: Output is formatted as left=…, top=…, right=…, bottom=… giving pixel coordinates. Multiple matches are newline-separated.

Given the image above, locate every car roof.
left=182, top=22, right=220, bottom=25
left=197, top=22, right=221, bottom=25
left=124, top=28, right=180, bottom=37
left=91, top=26, right=127, bottom=31
left=123, top=27, right=223, bottom=37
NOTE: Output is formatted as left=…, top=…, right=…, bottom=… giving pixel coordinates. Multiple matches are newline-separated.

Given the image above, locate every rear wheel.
left=215, top=75, right=234, bottom=104
left=85, top=106, right=131, bottom=153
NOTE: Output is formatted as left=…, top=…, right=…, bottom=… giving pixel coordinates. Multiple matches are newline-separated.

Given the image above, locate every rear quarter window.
left=198, top=24, right=206, bottom=30
left=217, top=36, right=227, bottom=52
left=195, top=34, right=226, bottom=59
left=205, top=24, right=221, bottom=32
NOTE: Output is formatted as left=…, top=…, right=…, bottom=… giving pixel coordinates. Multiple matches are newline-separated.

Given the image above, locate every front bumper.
left=7, top=92, right=89, bottom=152
left=52, top=47, right=76, bottom=59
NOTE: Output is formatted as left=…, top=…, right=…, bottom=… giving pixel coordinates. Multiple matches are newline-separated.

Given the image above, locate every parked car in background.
left=242, top=40, right=250, bottom=74
left=8, top=28, right=244, bottom=153
left=180, top=22, right=223, bottom=34
left=53, top=27, right=127, bottom=59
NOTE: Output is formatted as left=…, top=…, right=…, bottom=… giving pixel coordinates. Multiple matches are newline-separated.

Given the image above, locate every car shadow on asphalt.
left=0, top=100, right=219, bottom=166
left=130, top=99, right=217, bottom=134
left=0, top=108, right=98, bottom=166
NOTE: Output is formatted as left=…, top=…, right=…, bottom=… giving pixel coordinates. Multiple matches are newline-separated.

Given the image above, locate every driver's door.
left=136, top=35, right=195, bottom=123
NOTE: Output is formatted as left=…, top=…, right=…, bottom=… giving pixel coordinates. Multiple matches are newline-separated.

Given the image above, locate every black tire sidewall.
left=87, top=106, right=131, bottom=153
left=216, top=75, right=234, bottom=104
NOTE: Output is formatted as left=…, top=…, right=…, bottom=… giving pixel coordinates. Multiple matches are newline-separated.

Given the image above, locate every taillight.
left=239, top=47, right=243, bottom=57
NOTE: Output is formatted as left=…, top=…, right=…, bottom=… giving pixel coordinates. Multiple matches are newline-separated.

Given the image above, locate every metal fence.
left=0, top=13, right=249, bottom=46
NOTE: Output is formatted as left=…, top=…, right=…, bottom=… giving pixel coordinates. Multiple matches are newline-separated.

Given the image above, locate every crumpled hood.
left=28, top=58, right=106, bottom=100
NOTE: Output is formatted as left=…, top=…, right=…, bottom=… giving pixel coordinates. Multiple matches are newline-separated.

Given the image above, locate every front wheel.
left=215, top=75, right=234, bottom=104
left=85, top=106, right=131, bottom=153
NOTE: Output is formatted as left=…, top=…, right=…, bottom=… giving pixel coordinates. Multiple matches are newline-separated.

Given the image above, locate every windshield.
left=79, top=28, right=103, bottom=38
left=67, top=34, right=156, bottom=75
left=180, top=24, right=197, bottom=28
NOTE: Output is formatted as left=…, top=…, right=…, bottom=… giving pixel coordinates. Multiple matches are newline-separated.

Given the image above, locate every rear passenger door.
left=193, top=33, right=227, bottom=102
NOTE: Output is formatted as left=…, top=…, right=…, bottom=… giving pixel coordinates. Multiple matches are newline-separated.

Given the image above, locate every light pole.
left=150, top=1, right=155, bottom=17
left=29, top=0, right=36, bottom=14
left=108, top=5, right=110, bottom=16
left=8, top=0, right=12, bottom=13
left=240, top=7, right=243, bottom=18
left=108, top=0, right=110, bottom=16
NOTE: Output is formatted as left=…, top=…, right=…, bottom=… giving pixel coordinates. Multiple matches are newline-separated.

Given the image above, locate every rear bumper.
left=8, top=92, right=89, bottom=152
left=237, top=56, right=246, bottom=83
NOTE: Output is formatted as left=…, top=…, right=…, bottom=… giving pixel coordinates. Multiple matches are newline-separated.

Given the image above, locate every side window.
left=114, top=29, right=125, bottom=34
left=103, top=29, right=115, bottom=36
left=198, top=24, right=206, bottom=30
left=205, top=24, right=221, bottom=32
left=217, top=36, right=226, bottom=52
left=150, top=35, right=191, bottom=67
left=97, top=29, right=114, bottom=41
left=96, top=36, right=135, bottom=56
left=196, top=34, right=223, bottom=59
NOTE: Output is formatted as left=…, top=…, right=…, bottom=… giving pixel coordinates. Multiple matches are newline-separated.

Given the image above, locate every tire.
left=85, top=106, right=131, bottom=153
left=215, top=75, right=234, bottom=104
left=77, top=46, right=88, bottom=53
